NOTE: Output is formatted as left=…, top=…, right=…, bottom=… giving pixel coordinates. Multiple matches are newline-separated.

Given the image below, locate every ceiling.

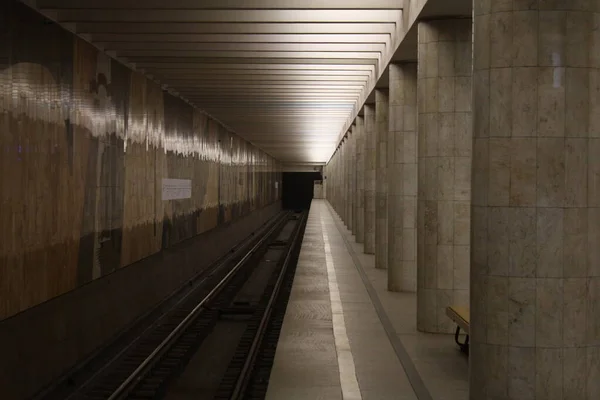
left=27, top=0, right=405, bottom=164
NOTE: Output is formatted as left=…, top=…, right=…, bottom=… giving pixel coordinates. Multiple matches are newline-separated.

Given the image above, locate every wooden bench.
left=446, top=306, right=470, bottom=353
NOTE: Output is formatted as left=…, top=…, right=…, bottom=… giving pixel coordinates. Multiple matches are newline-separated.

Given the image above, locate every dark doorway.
left=282, top=172, right=322, bottom=210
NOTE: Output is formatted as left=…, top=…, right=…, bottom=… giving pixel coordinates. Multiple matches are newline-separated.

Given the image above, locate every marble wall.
left=388, top=63, right=418, bottom=293
left=0, top=1, right=281, bottom=322
left=375, top=90, right=389, bottom=269
left=364, top=104, right=377, bottom=254
left=416, top=19, right=472, bottom=333
left=471, top=2, right=600, bottom=398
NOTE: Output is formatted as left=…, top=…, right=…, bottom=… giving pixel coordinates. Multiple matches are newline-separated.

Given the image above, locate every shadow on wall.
left=282, top=172, right=322, bottom=210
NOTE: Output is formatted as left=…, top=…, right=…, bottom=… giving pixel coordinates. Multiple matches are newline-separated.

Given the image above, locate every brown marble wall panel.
left=0, top=0, right=281, bottom=322
left=120, top=72, right=164, bottom=267
left=0, top=3, right=81, bottom=318
left=72, top=39, right=128, bottom=284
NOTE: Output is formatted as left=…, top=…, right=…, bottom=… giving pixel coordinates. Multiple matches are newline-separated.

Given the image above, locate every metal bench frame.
left=446, top=306, right=470, bottom=354
left=454, top=326, right=469, bottom=354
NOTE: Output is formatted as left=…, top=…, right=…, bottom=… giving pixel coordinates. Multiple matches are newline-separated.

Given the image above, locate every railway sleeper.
left=218, top=305, right=257, bottom=316
left=269, top=239, right=288, bottom=247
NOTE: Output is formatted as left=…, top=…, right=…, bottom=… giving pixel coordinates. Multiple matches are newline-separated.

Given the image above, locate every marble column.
left=416, top=19, right=472, bottom=333
left=335, top=148, right=341, bottom=214
left=336, top=148, right=341, bottom=214
left=329, top=151, right=335, bottom=209
left=329, top=152, right=335, bottom=209
left=326, top=150, right=337, bottom=209
left=388, top=63, right=418, bottom=292
left=364, top=104, right=376, bottom=254
left=471, top=3, right=600, bottom=399
left=335, top=144, right=344, bottom=217
left=341, top=136, right=346, bottom=222
left=342, top=137, right=348, bottom=224
left=328, top=161, right=332, bottom=202
left=351, top=123, right=358, bottom=236
left=355, top=116, right=365, bottom=244
left=335, top=145, right=342, bottom=216
left=323, top=163, right=328, bottom=200
left=338, top=144, right=343, bottom=216
left=337, top=147, right=342, bottom=214
left=347, top=128, right=354, bottom=231
left=323, top=163, right=327, bottom=198
left=375, top=89, right=389, bottom=269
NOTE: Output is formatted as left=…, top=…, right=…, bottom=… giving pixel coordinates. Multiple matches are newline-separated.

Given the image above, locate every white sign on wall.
left=162, top=178, right=192, bottom=200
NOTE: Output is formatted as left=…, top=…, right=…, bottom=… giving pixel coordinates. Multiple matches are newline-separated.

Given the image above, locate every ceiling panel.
left=50, top=10, right=403, bottom=23
left=89, top=33, right=392, bottom=44
left=72, top=23, right=398, bottom=35
left=31, top=0, right=404, bottom=163
left=37, top=0, right=402, bottom=9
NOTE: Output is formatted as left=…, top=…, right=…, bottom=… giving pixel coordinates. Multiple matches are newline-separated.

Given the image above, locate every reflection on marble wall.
left=416, top=19, right=472, bottom=334
left=0, top=1, right=281, bottom=321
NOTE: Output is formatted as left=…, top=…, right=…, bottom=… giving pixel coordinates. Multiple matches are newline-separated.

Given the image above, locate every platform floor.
left=265, top=200, right=468, bottom=400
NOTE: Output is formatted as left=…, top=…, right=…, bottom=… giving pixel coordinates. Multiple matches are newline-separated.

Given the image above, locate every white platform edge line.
left=323, top=200, right=433, bottom=400
left=321, top=211, right=362, bottom=400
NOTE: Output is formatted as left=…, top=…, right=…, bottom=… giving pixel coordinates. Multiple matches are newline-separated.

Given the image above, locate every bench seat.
left=446, top=306, right=470, bottom=353
left=446, top=306, right=469, bottom=334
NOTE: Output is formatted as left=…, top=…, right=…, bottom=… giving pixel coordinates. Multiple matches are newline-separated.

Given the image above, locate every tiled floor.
left=265, top=200, right=468, bottom=400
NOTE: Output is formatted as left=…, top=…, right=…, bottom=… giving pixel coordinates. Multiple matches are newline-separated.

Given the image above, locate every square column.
left=329, top=155, right=333, bottom=207
left=355, top=116, right=365, bottom=243
left=471, top=2, right=600, bottom=398
left=388, top=63, right=418, bottom=292
left=347, top=127, right=354, bottom=231
left=364, top=104, right=376, bottom=254
left=342, top=137, right=348, bottom=225
left=335, top=149, right=341, bottom=214
left=416, top=19, right=472, bottom=333
left=336, top=149, right=341, bottom=214
left=375, top=89, right=389, bottom=269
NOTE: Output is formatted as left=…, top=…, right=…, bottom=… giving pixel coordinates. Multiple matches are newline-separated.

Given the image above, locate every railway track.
left=36, top=210, right=306, bottom=400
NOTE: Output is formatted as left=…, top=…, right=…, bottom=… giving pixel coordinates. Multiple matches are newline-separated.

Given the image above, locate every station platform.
left=265, top=200, right=468, bottom=400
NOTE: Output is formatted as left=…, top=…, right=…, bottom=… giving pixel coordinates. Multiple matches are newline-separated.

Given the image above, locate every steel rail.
left=107, top=211, right=291, bottom=400
left=230, top=211, right=307, bottom=399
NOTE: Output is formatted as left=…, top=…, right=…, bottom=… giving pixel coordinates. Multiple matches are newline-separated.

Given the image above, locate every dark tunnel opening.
left=281, top=171, right=322, bottom=211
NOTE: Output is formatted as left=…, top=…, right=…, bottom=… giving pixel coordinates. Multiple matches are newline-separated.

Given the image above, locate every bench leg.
left=454, top=326, right=469, bottom=354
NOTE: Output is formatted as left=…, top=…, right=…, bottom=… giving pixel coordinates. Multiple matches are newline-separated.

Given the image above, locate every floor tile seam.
left=323, top=201, right=434, bottom=400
